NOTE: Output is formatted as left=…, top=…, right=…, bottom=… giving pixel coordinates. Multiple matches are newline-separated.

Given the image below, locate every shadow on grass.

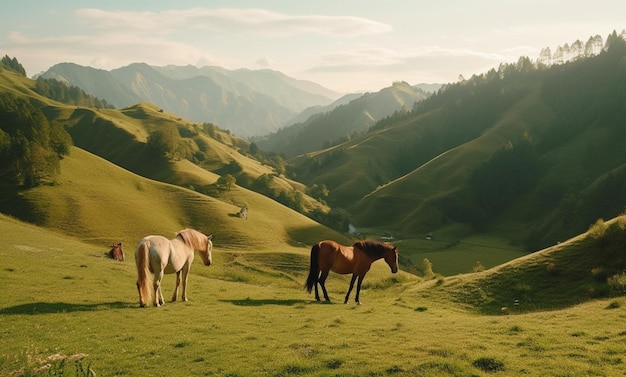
left=220, top=298, right=313, bottom=306
left=0, top=301, right=136, bottom=315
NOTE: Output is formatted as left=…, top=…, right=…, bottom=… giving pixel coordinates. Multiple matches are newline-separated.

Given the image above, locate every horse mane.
left=176, top=229, right=208, bottom=250
left=352, top=240, right=394, bottom=258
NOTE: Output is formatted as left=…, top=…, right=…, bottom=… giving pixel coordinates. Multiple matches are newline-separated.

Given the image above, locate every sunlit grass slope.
left=19, top=146, right=348, bottom=253
left=428, top=215, right=626, bottom=314
left=51, top=101, right=327, bottom=214
left=2, top=213, right=625, bottom=377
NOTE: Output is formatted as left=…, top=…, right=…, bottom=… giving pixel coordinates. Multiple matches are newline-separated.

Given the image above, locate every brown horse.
left=108, top=242, right=124, bottom=261
left=305, top=240, right=398, bottom=304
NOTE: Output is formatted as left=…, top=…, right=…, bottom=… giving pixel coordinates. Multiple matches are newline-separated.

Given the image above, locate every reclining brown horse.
left=108, top=242, right=124, bottom=261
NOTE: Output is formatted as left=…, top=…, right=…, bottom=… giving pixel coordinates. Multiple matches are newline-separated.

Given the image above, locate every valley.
left=1, top=32, right=626, bottom=377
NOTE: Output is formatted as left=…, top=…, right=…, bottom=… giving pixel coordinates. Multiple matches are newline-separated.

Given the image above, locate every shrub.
left=606, top=300, right=621, bottom=309
left=591, top=267, right=610, bottom=282
left=588, top=218, right=607, bottom=239
left=422, top=258, right=434, bottom=279
left=618, top=214, right=626, bottom=229
left=546, top=262, right=558, bottom=275
left=386, top=365, right=404, bottom=373
left=325, top=359, right=343, bottom=369
left=513, top=281, right=532, bottom=296
left=608, top=270, right=626, bottom=295
left=473, top=261, right=485, bottom=273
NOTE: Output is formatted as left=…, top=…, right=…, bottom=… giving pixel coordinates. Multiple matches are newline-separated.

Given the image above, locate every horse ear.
left=207, top=234, right=213, bottom=240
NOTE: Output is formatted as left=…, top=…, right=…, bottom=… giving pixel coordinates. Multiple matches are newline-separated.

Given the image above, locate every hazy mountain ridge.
left=39, top=63, right=340, bottom=137
left=257, top=81, right=428, bottom=157
left=38, top=62, right=141, bottom=106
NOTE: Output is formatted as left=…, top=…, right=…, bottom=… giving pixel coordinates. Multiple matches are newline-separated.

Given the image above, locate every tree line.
left=0, top=92, right=73, bottom=187
left=33, top=77, right=115, bottom=109
left=1, top=55, right=26, bottom=76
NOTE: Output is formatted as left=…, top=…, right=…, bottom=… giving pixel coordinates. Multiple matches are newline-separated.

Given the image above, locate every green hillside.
left=16, top=146, right=349, bottom=251
left=0, top=64, right=347, bottom=254
left=290, top=36, right=626, bottom=255
left=432, top=216, right=626, bottom=314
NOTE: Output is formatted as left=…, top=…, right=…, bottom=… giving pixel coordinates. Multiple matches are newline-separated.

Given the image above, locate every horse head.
left=384, top=246, right=399, bottom=273
left=200, top=234, right=213, bottom=266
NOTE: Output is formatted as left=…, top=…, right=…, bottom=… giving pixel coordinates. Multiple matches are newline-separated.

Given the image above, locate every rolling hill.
left=0, top=64, right=349, bottom=253
left=433, top=215, right=626, bottom=314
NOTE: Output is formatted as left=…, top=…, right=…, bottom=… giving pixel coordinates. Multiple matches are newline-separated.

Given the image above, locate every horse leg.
left=171, top=270, right=182, bottom=302
left=344, top=274, right=358, bottom=304
left=319, top=270, right=331, bottom=302
left=354, top=275, right=365, bottom=305
left=136, top=281, right=146, bottom=308
left=314, top=279, right=320, bottom=301
left=313, top=269, right=322, bottom=301
left=180, top=266, right=191, bottom=302
left=153, top=270, right=165, bottom=307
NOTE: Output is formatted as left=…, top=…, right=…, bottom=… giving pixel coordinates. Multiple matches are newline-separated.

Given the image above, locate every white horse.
left=135, top=229, right=213, bottom=307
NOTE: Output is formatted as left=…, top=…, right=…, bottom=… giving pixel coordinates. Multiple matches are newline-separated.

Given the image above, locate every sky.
left=1, top=1, right=625, bottom=94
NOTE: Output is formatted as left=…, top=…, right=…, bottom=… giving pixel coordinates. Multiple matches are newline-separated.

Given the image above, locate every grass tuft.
left=472, top=357, right=505, bottom=373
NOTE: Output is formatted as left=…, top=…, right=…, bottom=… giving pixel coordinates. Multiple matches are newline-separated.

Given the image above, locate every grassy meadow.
left=2, top=60, right=626, bottom=376
left=2, top=213, right=626, bottom=377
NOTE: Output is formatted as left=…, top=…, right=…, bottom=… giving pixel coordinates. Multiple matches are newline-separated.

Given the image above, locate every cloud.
left=256, top=56, right=272, bottom=68
left=306, top=45, right=509, bottom=74
left=74, top=7, right=392, bottom=37
left=6, top=29, right=216, bottom=73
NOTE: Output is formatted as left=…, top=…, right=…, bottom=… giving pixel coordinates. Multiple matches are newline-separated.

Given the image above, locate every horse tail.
left=305, top=243, right=320, bottom=293
left=135, top=240, right=152, bottom=307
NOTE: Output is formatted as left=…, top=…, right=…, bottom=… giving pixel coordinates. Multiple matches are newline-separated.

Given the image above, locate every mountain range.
left=256, top=81, right=428, bottom=158
left=38, top=62, right=341, bottom=137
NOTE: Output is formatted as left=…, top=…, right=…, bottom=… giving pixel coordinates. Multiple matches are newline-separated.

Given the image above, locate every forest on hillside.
left=0, top=92, right=72, bottom=187
left=289, top=32, right=626, bottom=251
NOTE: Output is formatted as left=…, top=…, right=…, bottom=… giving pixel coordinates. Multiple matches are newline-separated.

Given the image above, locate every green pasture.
left=2, top=214, right=626, bottom=377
